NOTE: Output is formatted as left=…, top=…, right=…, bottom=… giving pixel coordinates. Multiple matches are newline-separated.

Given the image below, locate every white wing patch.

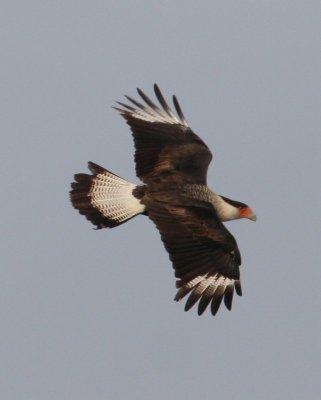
left=175, top=273, right=238, bottom=315
left=123, top=105, right=181, bottom=125
left=114, top=84, right=189, bottom=127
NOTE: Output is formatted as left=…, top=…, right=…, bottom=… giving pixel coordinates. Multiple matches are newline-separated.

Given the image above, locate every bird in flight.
left=70, top=84, right=256, bottom=316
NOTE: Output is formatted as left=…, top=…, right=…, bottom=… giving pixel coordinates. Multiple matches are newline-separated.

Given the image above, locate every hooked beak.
left=240, top=207, right=257, bottom=221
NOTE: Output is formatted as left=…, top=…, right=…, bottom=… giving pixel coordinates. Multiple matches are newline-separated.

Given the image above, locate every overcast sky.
left=1, top=1, right=321, bottom=399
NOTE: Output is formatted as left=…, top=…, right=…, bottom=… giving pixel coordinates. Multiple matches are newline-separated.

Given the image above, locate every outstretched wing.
left=114, top=84, right=213, bottom=185
left=145, top=199, right=242, bottom=316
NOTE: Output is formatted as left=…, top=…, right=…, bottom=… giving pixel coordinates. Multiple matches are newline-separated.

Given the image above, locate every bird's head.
left=219, top=196, right=257, bottom=222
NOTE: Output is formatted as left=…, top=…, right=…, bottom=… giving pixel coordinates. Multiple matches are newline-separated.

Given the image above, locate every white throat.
left=210, top=193, right=240, bottom=222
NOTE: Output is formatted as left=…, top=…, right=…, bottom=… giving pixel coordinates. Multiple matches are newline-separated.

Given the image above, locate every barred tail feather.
left=70, top=162, right=145, bottom=229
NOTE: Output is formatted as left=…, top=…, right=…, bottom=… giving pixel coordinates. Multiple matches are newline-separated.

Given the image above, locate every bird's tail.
left=70, top=162, right=145, bottom=229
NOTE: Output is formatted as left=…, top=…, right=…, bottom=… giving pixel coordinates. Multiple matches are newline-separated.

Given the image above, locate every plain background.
left=1, top=1, right=320, bottom=399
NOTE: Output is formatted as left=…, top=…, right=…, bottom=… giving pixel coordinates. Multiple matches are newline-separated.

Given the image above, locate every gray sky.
left=1, top=1, right=321, bottom=399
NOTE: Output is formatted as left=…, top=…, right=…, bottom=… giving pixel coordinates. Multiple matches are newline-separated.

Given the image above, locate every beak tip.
left=250, top=213, right=257, bottom=222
